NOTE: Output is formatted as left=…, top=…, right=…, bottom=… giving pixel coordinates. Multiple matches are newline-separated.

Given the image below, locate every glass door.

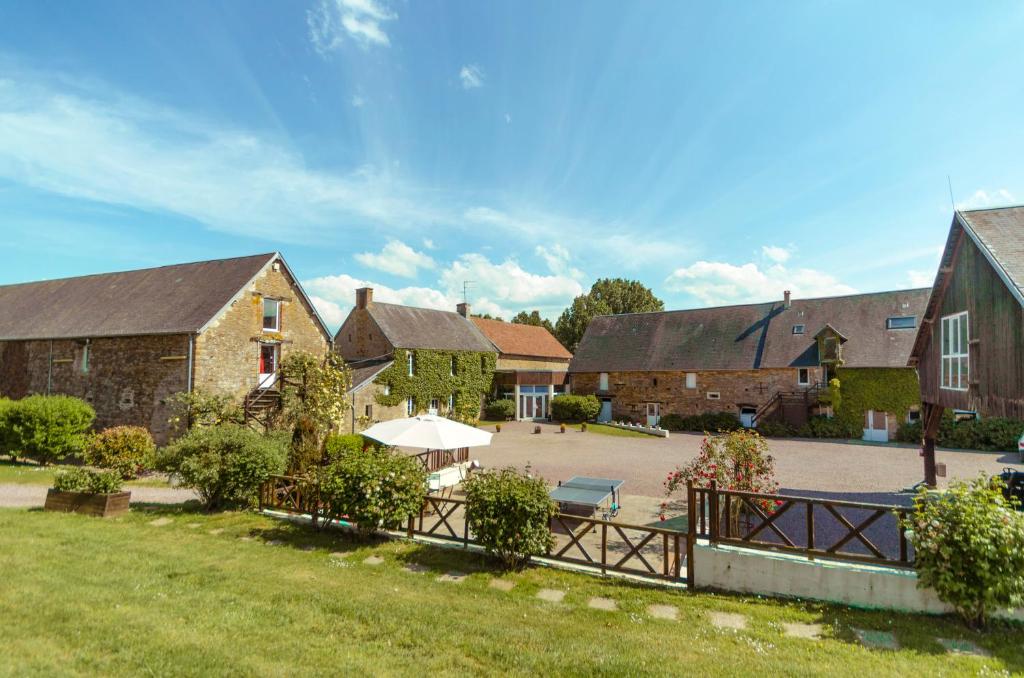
left=258, top=344, right=278, bottom=388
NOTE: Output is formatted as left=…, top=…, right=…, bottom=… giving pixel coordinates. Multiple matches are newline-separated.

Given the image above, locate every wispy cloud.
left=956, top=188, right=1015, bottom=211
left=307, top=0, right=396, bottom=55
left=351, top=94, right=365, bottom=108
left=761, top=244, right=792, bottom=264
left=355, top=239, right=436, bottom=278
left=907, top=270, right=935, bottom=288
left=459, top=64, right=484, bottom=89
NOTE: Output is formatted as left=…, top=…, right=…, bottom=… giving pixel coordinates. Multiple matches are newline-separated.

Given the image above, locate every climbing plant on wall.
left=374, top=349, right=496, bottom=421
left=833, top=367, right=919, bottom=428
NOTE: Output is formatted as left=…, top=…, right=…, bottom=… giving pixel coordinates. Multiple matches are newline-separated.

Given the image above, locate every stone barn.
left=0, top=253, right=330, bottom=442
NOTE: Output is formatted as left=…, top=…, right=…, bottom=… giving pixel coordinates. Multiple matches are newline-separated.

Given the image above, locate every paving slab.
left=403, top=563, right=431, bottom=574
left=588, top=597, right=617, bottom=612
left=148, top=517, right=173, bottom=527
left=207, top=528, right=224, bottom=535
left=853, top=628, right=899, bottom=650
left=437, top=571, right=467, bottom=583
left=782, top=622, right=823, bottom=640
left=363, top=555, right=385, bottom=566
left=265, top=540, right=284, bottom=547
left=489, top=579, right=515, bottom=592
left=536, top=588, right=565, bottom=603
left=708, top=612, right=748, bottom=631
left=647, top=604, right=678, bottom=621
left=938, top=638, right=989, bottom=657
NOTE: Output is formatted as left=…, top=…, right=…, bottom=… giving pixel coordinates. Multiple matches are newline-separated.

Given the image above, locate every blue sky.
left=1, top=1, right=1023, bottom=329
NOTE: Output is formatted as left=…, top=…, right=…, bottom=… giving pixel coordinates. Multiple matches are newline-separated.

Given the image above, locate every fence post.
left=407, top=514, right=414, bottom=539
left=709, top=480, right=719, bottom=546
left=686, top=481, right=696, bottom=589
left=601, top=522, right=608, bottom=576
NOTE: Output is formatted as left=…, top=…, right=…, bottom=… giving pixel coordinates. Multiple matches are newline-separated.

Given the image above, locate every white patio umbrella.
left=361, top=414, right=493, bottom=450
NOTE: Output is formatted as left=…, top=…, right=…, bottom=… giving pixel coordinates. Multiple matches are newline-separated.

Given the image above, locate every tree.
left=511, top=310, right=555, bottom=334
left=555, top=278, right=664, bottom=353
left=472, top=313, right=505, bottom=322
left=279, top=351, right=352, bottom=471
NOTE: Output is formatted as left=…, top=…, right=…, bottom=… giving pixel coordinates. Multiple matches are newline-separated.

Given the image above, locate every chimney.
left=456, top=302, right=470, bottom=318
left=356, top=287, right=373, bottom=309
left=783, top=290, right=791, bottom=309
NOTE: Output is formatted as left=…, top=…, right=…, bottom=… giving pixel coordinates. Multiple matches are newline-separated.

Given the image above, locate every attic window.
left=792, top=324, right=805, bottom=335
left=262, top=299, right=280, bottom=331
left=706, top=391, right=721, bottom=400
left=886, top=316, right=916, bottom=330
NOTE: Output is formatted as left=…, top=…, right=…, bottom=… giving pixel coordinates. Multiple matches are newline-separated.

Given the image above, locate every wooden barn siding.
left=918, top=233, right=1024, bottom=418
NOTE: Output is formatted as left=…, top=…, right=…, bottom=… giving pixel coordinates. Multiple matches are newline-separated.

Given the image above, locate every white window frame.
left=429, top=398, right=440, bottom=415
left=448, top=393, right=454, bottom=412
left=450, top=355, right=456, bottom=376
left=792, top=324, right=805, bottom=335
left=886, top=316, right=916, bottom=330
left=406, top=397, right=415, bottom=415
left=940, top=311, right=969, bottom=391
left=262, top=298, right=280, bottom=332
left=599, top=372, right=609, bottom=390
left=81, top=342, right=90, bottom=374
left=407, top=352, right=415, bottom=377
left=383, top=383, right=391, bottom=396
left=706, top=391, right=721, bottom=400
left=685, top=373, right=697, bottom=389
left=797, top=368, right=810, bottom=386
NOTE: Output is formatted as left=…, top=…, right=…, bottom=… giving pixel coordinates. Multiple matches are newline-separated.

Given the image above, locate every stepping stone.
left=489, top=579, right=515, bottom=592
left=782, top=622, right=823, bottom=640
left=363, top=555, right=385, bottom=566
left=709, top=612, right=748, bottom=631
left=239, top=536, right=253, bottom=542
left=588, top=597, right=617, bottom=612
left=647, top=604, right=678, bottom=621
left=536, top=589, right=565, bottom=603
left=403, top=563, right=430, bottom=574
left=208, top=528, right=224, bottom=535
left=148, top=517, right=173, bottom=527
left=938, top=638, right=989, bottom=657
left=329, top=551, right=348, bottom=559
left=265, top=540, right=283, bottom=547
left=300, top=545, right=316, bottom=552
left=853, top=628, right=899, bottom=650
left=437, top=571, right=467, bottom=583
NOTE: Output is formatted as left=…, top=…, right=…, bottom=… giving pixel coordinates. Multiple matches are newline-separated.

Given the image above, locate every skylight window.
left=792, top=324, right=805, bottom=335
left=886, top=316, right=916, bottom=330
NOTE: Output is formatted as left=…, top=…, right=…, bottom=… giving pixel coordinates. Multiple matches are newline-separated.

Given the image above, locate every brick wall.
left=0, top=335, right=190, bottom=442
left=194, top=261, right=329, bottom=399
left=570, top=368, right=823, bottom=420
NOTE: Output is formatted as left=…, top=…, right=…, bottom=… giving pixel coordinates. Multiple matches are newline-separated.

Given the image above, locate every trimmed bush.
left=756, top=420, right=798, bottom=438
left=906, top=476, right=1024, bottom=628
left=796, top=415, right=860, bottom=439
left=660, top=412, right=741, bottom=433
left=0, top=398, right=17, bottom=459
left=464, top=467, right=556, bottom=569
left=323, top=433, right=380, bottom=463
left=83, top=426, right=155, bottom=479
left=4, top=395, right=95, bottom=464
left=52, top=467, right=123, bottom=494
left=316, top=444, right=426, bottom=536
left=484, top=399, right=516, bottom=421
left=550, top=395, right=601, bottom=422
left=896, top=412, right=1024, bottom=452
left=158, top=425, right=289, bottom=510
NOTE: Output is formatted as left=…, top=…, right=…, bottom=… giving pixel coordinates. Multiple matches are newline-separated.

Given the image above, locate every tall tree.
left=555, top=278, right=664, bottom=353
left=511, top=310, right=555, bottom=334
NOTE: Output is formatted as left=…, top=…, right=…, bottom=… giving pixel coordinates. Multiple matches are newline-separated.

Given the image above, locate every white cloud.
left=422, top=238, right=437, bottom=250
left=665, top=260, right=856, bottom=306
left=305, top=273, right=459, bottom=331
left=307, top=0, right=396, bottom=54
left=351, top=95, right=365, bottom=108
left=355, top=239, right=436, bottom=278
left=907, top=270, right=935, bottom=288
left=534, top=244, right=583, bottom=279
left=761, top=245, right=792, bottom=264
left=459, top=65, right=484, bottom=90
left=956, top=188, right=1015, bottom=211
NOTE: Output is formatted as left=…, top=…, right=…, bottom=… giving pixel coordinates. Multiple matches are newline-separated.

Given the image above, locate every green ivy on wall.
left=833, top=367, right=920, bottom=427
left=374, top=349, right=496, bottom=421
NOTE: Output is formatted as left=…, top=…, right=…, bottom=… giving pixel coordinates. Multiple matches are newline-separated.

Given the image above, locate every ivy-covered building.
left=334, top=288, right=497, bottom=430
left=569, top=288, right=930, bottom=441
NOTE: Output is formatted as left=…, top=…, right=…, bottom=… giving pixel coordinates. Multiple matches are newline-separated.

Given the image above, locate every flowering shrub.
left=83, top=426, right=156, bottom=479
left=904, top=475, right=1024, bottom=628
left=464, top=467, right=556, bottom=569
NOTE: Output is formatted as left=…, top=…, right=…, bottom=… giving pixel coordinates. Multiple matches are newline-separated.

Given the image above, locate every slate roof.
left=347, top=358, right=394, bottom=392
left=471, top=317, right=571, bottom=360
left=0, top=253, right=286, bottom=341
left=367, top=303, right=496, bottom=352
left=569, top=288, right=930, bottom=373
left=958, top=206, right=1024, bottom=304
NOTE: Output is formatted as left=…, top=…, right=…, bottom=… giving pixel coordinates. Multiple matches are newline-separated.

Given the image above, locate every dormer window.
left=792, top=324, right=805, bottom=335
left=886, top=316, right=916, bottom=330
left=262, top=299, right=280, bottom=331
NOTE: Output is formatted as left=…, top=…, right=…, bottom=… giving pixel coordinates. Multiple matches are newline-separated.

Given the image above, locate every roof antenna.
left=462, top=280, right=475, bottom=304
left=947, top=175, right=957, bottom=212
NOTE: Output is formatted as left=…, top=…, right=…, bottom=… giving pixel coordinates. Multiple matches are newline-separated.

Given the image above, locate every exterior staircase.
left=244, top=385, right=282, bottom=430
left=751, top=382, right=827, bottom=428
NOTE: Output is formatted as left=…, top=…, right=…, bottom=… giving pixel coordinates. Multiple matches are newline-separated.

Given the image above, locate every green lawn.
left=0, top=460, right=171, bottom=488
left=576, top=422, right=654, bottom=438
left=1, top=506, right=1020, bottom=676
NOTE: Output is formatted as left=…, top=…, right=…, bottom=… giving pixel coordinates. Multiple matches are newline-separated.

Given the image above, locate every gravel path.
left=0, top=484, right=198, bottom=508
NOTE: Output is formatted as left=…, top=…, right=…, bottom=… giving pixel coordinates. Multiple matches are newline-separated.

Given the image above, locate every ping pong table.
left=550, top=476, right=623, bottom=521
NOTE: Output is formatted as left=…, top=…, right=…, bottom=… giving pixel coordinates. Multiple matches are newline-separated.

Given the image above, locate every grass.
left=576, top=422, right=654, bottom=438
left=1, top=505, right=1021, bottom=676
left=0, top=459, right=171, bottom=488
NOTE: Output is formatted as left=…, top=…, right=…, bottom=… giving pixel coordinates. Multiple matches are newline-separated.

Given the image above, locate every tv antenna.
left=947, top=175, right=957, bottom=211
left=462, top=280, right=476, bottom=304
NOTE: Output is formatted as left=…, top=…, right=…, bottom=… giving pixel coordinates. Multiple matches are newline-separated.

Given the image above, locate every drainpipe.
left=47, top=340, right=53, bottom=394
left=187, top=334, right=195, bottom=393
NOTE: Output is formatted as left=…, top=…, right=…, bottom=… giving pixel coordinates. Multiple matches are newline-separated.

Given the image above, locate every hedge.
left=550, top=395, right=600, bottom=422
left=0, top=395, right=95, bottom=464
left=897, top=411, right=1024, bottom=452
left=483, top=399, right=516, bottom=421
left=659, top=412, right=741, bottom=433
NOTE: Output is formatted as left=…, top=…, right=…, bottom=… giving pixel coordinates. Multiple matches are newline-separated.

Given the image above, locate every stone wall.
left=0, top=335, right=190, bottom=442
left=194, top=261, right=329, bottom=399
left=496, top=356, right=571, bottom=371
left=343, top=381, right=409, bottom=434
left=334, top=308, right=393, bottom=361
left=570, top=368, right=823, bottom=420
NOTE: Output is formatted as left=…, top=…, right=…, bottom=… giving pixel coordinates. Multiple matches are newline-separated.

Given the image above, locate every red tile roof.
left=471, top=317, right=571, bottom=360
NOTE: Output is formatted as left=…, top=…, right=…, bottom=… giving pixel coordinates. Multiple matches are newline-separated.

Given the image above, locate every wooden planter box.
left=44, top=489, right=131, bottom=518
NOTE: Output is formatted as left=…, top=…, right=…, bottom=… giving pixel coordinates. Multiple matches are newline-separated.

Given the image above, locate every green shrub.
left=796, top=415, right=860, bottom=439
left=83, top=426, right=155, bottom=479
left=661, top=412, right=741, bottom=432
left=165, top=390, right=244, bottom=435
left=464, top=467, right=556, bottom=569
left=905, top=476, right=1024, bottom=628
left=756, top=420, right=798, bottom=438
left=484, top=399, right=516, bottom=421
left=158, top=424, right=289, bottom=510
left=896, top=419, right=923, bottom=444
left=52, top=467, right=123, bottom=494
left=0, top=398, right=17, bottom=459
left=323, top=433, right=375, bottom=462
left=895, top=412, right=1024, bottom=452
left=5, top=395, right=95, bottom=464
left=658, top=413, right=685, bottom=431
left=316, top=444, right=426, bottom=536
left=550, top=395, right=601, bottom=422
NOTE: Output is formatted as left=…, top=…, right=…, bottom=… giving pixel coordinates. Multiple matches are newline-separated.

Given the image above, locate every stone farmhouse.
left=471, top=316, right=573, bottom=420
left=335, top=288, right=497, bottom=431
left=910, top=206, right=1024, bottom=484
left=0, top=253, right=331, bottom=442
left=569, top=288, right=930, bottom=441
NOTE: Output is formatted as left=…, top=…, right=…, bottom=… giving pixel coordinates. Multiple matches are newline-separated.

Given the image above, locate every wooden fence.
left=259, top=475, right=915, bottom=587
left=412, top=448, right=469, bottom=473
